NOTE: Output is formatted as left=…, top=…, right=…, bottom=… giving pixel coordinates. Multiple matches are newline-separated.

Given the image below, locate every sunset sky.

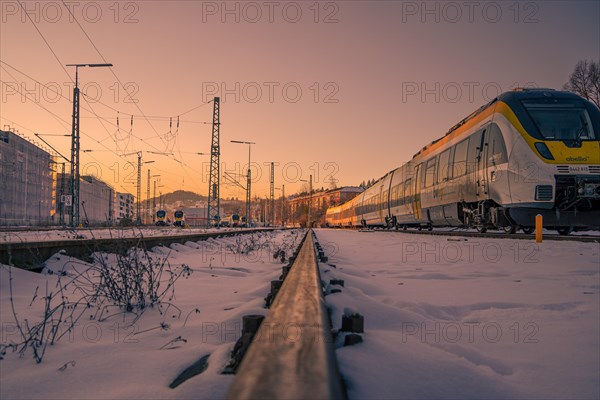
left=1, top=1, right=598, bottom=199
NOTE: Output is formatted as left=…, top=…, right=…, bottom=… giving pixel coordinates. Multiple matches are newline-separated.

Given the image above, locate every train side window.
left=488, top=123, right=508, bottom=165
left=425, top=157, right=437, bottom=187
left=404, top=179, right=412, bottom=202
left=467, top=130, right=483, bottom=174
left=452, top=138, right=469, bottom=178
left=437, top=149, right=451, bottom=183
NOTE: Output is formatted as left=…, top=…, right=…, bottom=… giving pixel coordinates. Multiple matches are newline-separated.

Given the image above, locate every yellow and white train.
left=326, top=89, right=600, bottom=234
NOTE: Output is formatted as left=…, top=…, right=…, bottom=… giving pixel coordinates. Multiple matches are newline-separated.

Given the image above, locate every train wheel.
left=557, top=227, right=573, bottom=236
left=503, top=224, right=517, bottom=234
left=427, top=224, right=433, bottom=231
left=402, top=225, right=407, bottom=231
left=476, top=225, right=487, bottom=233
left=417, top=225, right=422, bottom=231
left=521, top=227, right=534, bottom=234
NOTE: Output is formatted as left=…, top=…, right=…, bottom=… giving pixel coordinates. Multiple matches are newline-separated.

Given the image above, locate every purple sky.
left=1, top=1, right=598, bottom=198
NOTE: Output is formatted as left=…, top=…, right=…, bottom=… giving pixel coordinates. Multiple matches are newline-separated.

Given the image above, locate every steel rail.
left=226, top=229, right=346, bottom=400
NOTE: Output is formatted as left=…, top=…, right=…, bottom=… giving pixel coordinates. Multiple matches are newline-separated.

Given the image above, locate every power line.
left=1, top=60, right=213, bottom=122
left=1, top=68, right=208, bottom=190
left=5, top=7, right=215, bottom=196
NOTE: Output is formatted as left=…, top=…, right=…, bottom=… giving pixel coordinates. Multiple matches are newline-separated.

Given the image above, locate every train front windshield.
left=522, top=99, right=597, bottom=141
left=174, top=211, right=183, bottom=218
left=157, top=211, right=166, bottom=218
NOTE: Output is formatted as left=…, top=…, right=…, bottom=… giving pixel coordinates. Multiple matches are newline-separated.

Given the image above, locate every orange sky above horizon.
left=1, top=0, right=599, bottom=200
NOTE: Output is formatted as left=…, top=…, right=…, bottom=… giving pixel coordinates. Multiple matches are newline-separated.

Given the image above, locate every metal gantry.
left=270, top=162, right=275, bottom=226
left=137, top=153, right=142, bottom=223
left=146, top=169, right=151, bottom=224
left=207, top=97, right=221, bottom=228
left=281, top=184, right=285, bottom=226
left=69, top=76, right=80, bottom=227
left=123, top=151, right=154, bottom=224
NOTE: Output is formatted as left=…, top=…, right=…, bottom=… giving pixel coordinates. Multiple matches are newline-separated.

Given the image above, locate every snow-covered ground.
left=1, top=226, right=597, bottom=245
left=315, top=229, right=599, bottom=399
left=0, top=227, right=273, bottom=244
left=2, top=228, right=598, bottom=400
left=0, top=230, right=304, bottom=400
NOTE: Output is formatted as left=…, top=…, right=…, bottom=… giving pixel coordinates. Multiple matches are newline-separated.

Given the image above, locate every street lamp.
left=193, top=152, right=212, bottom=227
left=230, top=140, right=255, bottom=227
left=65, top=63, right=112, bottom=227
left=300, top=175, right=313, bottom=228
left=277, top=184, right=285, bottom=227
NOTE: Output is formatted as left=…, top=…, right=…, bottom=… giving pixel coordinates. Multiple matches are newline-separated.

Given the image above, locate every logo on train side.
left=566, top=156, right=589, bottom=162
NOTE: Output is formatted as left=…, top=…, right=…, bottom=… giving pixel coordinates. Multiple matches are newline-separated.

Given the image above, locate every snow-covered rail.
left=226, top=230, right=346, bottom=400
left=0, top=228, right=279, bottom=269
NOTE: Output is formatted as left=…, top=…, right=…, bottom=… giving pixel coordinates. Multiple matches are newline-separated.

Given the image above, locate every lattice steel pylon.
left=270, top=162, right=275, bottom=226
left=69, top=81, right=81, bottom=227
left=207, top=97, right=221, bottom=228
left=146, top=169, right=151, bottom=224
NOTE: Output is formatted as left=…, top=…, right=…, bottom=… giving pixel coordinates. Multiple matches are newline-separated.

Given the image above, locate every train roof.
left=412, top=88, right=588, bottom=159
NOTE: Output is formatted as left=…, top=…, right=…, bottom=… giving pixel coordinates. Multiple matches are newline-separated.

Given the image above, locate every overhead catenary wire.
left=1, top=68, right=208, bottom=191
left=0, top=60, right=212, bottom=123
left=4, top=7, right=217, bottom=195
left=2, top=60, right=212, bottom=189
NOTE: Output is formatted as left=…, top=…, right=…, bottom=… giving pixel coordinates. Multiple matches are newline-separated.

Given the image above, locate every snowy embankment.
left=0, top=230, right=305, bottom=400
left=315, top=229, right=599, bottom=399
left=0, top=226, right=254, bottom=244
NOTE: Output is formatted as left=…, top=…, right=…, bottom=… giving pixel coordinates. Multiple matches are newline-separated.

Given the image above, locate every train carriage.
left=173, top=210, right=185, bottom=227
left=326, top=89, right=600, bottom=234
left=155, top=210, right=167, bottom=226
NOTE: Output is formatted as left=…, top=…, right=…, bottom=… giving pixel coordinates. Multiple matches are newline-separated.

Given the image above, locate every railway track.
left=226, top=229, right=345, bottom=400
left=354, top=227, right=600, bottom=243
left=0, top=228, right=279, bottom=270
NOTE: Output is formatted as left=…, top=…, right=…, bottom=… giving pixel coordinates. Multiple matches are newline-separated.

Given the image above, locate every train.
left=155, top=210, right=167, bottom=226
left=173, top=210, right=185, bottom=227
left=220, top=214, right=241, bottom=227
left=325, top=89, right=600, bottom=235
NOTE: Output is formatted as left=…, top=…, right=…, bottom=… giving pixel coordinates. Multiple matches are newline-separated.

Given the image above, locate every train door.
left=485, top=123, right=509, bottom=201
left=476, top=128, right=489, bottom=199
left=378, top=185, right=384, bottom=222
left=413, top=163, right=422, bottom=220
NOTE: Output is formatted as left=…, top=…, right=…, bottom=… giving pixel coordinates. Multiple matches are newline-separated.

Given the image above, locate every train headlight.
left=584, top=184, right=596, bottom=196
left=534, top=142, right=554, bottom=160
left=579, top=183, right=600, bottom=198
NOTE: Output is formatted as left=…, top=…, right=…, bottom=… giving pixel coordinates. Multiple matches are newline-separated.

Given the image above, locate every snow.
left=315, top=229, right=600, bottom=399
left=1, top=228, right=598, bottom=399
left=0, top=226, right=272, bottom=244
left=0, top=230, right=305, bottom=400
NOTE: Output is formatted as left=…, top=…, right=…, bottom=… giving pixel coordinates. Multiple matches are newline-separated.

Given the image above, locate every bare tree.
left=563, top=60, right=600, bottom=107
